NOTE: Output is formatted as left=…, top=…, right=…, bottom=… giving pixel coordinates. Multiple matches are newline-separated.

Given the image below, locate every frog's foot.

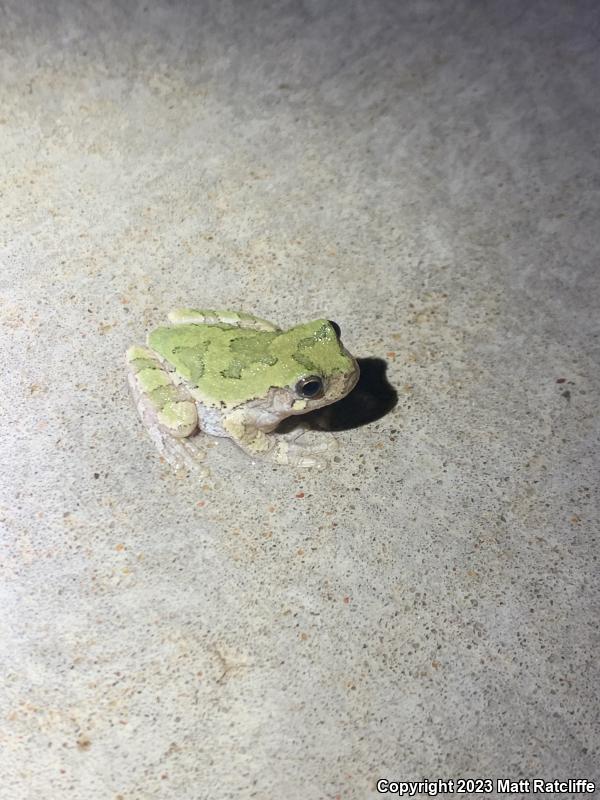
left=270, top=429, right=338, bottom=469
left=168, top=308, right=280, bottom=332
left=224, top=411, right=338, bottom=469
left=154, top=428, right=209, bottom=477
left=235, top=428, right=337, bottom=469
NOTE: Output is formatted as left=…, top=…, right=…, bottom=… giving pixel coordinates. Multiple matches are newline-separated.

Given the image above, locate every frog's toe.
left=281, top=429, right=338, bottom=452
left=273, top=430, right=338, bottom=468
left=276, top=448, right=329, bottom=469
left=294, top=452, right=329, bottom=469
left=160, top=432, right=209, bottom=477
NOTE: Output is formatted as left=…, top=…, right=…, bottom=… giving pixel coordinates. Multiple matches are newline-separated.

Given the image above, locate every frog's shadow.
left=276, top=357, right=398, bottom=434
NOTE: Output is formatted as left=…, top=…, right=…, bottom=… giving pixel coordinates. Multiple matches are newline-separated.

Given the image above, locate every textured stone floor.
left=1, top=1, right=598, bottom=798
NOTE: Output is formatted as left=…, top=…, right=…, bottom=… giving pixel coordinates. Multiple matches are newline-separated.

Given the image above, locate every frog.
left=126, top=309, right=360, bottom=470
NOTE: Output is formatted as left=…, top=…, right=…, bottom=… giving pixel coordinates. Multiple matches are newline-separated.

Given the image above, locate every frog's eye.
left=328, top=320, right=341, bottom=338
left=296, top=375, right=324, bottom=399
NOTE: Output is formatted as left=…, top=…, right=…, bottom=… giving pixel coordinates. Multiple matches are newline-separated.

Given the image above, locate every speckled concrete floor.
left=1, top=1, right=599, bottom=798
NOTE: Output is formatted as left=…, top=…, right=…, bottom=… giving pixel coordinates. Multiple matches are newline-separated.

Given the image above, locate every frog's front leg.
left=223, top=409, right=336, bottom=469
left=168, top=308, right=279, bottom=332
left=126, top=346, right=206, bottom=473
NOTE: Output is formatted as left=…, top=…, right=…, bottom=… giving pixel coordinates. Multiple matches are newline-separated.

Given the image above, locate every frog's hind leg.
left=168, top=308, right=280, bottom=332
left=126, top=345, right=207, bottom=474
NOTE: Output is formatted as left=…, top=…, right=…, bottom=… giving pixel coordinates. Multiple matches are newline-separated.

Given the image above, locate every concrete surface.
left=1, top=1, right=599, bottom=798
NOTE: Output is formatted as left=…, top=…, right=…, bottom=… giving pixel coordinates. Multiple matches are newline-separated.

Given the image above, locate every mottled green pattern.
left=147, top=319, right=353, bottom=406
left=229, top=332, right=279, bottom=358
left=149, top=329, right=211, bottom=386
left=128, top=354, right=182, bottom=408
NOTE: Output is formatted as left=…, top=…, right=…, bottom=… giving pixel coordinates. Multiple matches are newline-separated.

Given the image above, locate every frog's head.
left=271, top=319, right=360, bottom=417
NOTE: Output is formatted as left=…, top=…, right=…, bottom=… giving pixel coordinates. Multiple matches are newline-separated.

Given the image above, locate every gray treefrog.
left=126, top=309, right=360, bottom=470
